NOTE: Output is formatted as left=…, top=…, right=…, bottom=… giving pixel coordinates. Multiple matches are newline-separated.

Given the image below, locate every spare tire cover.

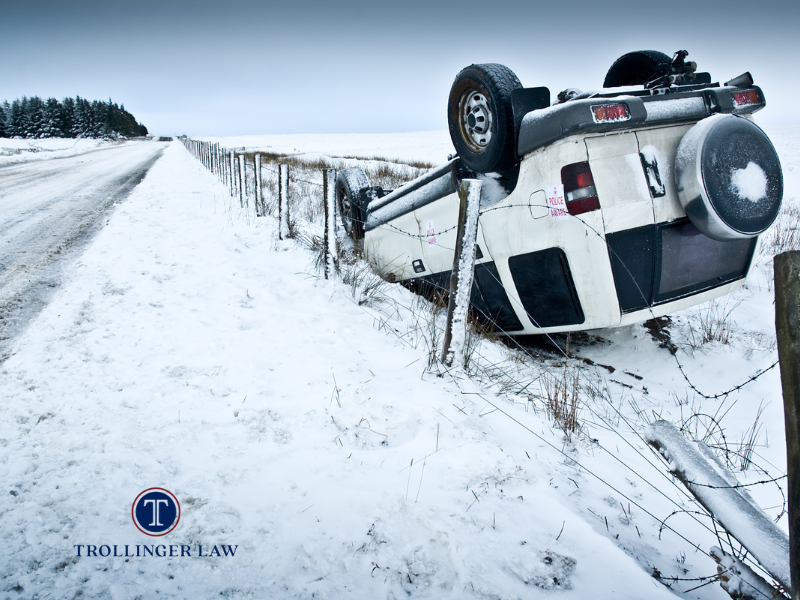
left=675, top=114, right=783, bottom=241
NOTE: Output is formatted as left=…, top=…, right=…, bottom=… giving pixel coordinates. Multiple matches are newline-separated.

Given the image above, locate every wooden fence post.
left=775, top=250, right=800, bottom=600
left=278, top=164, right=289, bottom=240
left=222, top=146, right=227, bottom=186
left=222, top=147, right=228, bottom=187
left=229, top=151, right=236, bottom=197
left=441, top=179, right=482, bottom=368
left=238, top=155, right=246, bottom=208
left=255, top=154, right=263, bottom=217
left=323, top=168, right=337, bottom=278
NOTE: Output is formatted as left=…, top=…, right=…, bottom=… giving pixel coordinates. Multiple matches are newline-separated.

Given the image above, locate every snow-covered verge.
left=0, top=123, right=797, bottom=598
left=0, top=138, right=115, bottom=167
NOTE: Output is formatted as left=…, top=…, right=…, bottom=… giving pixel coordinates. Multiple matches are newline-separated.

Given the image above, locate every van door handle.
left=640, top=151, right=666, bottom=198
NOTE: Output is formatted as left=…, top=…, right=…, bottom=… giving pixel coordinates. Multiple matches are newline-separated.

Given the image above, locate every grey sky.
left=2, top=0, right=798, bottom=135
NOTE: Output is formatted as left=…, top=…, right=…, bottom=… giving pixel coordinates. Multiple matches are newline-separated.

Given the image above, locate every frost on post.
left=324, top=168, right=337, bottom=278
left=445, top=179, right=482, bottom=368
left=645, top=420, right=790, bottom=591
left=279, top=165, right=290, bottom=240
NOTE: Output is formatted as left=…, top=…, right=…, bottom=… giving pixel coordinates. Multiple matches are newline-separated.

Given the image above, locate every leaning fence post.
left=441, top=179, right=482, bottom=367
left=278, top=164, right=290, bottom=240
left=255, top=154, right=263, bottom=217
left=323, top=168, right=338, bottom=278
left=775, top=250, right=800, bottom=600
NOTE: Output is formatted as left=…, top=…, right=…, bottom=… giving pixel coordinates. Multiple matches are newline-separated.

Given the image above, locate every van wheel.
left=336, top=168, right=369, bottom=240
left=448, top=63, right=522, bottom=173
left=603, top=51, right=671, bottom=88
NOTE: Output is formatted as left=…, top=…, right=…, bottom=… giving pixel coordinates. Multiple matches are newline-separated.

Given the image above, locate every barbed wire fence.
left=178, top=136, right=787, bottom=598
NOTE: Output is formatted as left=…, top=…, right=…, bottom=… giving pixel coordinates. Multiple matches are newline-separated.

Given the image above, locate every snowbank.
left=0, top=138, right=114, bottom=167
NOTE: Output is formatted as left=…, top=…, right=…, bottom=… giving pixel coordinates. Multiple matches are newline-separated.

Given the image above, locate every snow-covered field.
left=0, top=126, right=796, bottom=599
left=199, top=131, right=455, bottom=166
left=0, top=138, right=117, bottom=167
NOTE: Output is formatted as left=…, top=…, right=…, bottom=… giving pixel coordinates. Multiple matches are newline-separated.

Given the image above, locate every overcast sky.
left=2, top=0, right=798, bottom=136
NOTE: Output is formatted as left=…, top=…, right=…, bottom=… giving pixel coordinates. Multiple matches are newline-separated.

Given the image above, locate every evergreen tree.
left=90, top=100, right=105, bottom=138
left=1, top=95, right=148, bottom=139
left=8, top=99, right=23, bottom=137
left=27, top=97, right=46, bottom=138
left=40, top=98, right=63, bottom=138
left=61, top=97, right=75, bottom=138
left=71, top=97, right=89, bottom=138
left=18, top=97, right=33, bottom=138
left=0, top=102, right=7, bottom=138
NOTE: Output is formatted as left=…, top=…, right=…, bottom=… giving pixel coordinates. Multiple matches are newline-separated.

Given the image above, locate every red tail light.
left=591, top=103, right=630, bottom=123
left=733, top=90, right=760, bottom=106
left=561, top=162, right=600, bottom=216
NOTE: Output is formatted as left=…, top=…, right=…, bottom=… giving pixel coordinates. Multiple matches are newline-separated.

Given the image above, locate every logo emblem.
left=132, top=488, right=181, bottom=536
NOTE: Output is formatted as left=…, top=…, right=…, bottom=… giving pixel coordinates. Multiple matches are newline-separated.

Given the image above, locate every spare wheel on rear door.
left=674, top=114, right=783, bottom=241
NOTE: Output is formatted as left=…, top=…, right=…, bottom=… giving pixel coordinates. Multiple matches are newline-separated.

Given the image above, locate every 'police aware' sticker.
left=547, top=185, right=569, bottom=221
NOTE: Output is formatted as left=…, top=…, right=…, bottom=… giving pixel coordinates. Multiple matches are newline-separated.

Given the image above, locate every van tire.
left=448, top=63, right=522, bottom=173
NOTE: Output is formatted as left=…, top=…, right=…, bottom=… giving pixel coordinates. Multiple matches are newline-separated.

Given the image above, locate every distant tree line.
left=0, top=96, right=148, bottom=139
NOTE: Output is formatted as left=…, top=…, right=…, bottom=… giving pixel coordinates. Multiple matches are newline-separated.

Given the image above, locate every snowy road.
left=0, top=141, right=165, bottom=360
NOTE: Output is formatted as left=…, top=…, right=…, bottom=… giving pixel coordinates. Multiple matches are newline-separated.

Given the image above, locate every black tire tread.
left=603, top=50, right=671, bottom=88
left=336, top=168, right=369, bottom=240
left=476, top=63, right=523, bottom=99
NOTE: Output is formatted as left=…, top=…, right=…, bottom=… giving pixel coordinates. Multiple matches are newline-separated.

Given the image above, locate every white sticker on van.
left=425, top=220, right=437, bottom=245
left=547, top=185, right=569, bottom=220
